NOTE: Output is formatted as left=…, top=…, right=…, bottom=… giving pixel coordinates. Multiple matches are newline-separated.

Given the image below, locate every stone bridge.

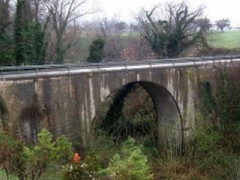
left=0, top=56, right=240, bottom=148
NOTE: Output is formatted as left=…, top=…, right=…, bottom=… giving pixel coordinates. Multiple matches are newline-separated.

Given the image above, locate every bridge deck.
left=1, top=56, right=240, bottom=81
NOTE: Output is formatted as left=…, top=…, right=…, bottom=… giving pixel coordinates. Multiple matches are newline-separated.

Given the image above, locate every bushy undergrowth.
left=106, top=138, right=153, bottom=180
left=64, top=137, right=153, bottom=180
left=0, top=129, right=73, bottom=180
left=191, top=115, right=231, bottom=177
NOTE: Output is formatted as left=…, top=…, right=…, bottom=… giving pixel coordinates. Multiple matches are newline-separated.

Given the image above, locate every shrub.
left=191, top=114, right=231, bottom=177
left=87, top=37, right=105, bottom=63
left=0, top=129, right=73, bottom=180
left=63, top=163, right=94, bottom=180
left=24, top=128, right=73, bottom=179
left=0, top=133, right=25, bottom=179
left=64, top=151, right=104, bottom=179
left=106, top=137, right=153, bottom=180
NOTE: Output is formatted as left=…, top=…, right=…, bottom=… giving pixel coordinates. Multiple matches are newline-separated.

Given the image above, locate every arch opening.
left=93, top=81, right=183, bottom=151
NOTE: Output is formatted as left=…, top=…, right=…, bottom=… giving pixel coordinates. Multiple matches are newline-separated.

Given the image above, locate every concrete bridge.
left=0, top=56, right=240, bottom=148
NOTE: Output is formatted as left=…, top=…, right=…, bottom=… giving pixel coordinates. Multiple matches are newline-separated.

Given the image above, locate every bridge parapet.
left=1, top=55, right=240, bottom=81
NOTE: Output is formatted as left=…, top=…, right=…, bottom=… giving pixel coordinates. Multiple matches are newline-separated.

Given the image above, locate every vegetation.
left=87, top=37, right=105, bottom=63
left=0, top=129, right=73, bottom=180
left=208, top=31, right=240, bottom=49
left=215, top=19, right=231, bottom=32
left=0, top=0, right=15, bottom=65
left=0, top=0, right=239, bottom=65
left=0, top=0, right=93, bottom=65
left=106, top=138, right=153, bottom=180
left=14, top=0, right=47, bottom=65
left=45, top=0, right=92, bottom=63
left=139, top=2, right=206, bottom=58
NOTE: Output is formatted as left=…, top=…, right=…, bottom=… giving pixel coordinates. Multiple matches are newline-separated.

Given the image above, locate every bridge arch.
left=93, top=81, right=183, bottom=150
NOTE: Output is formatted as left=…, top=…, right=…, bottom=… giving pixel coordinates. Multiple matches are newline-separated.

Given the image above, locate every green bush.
left=84, top=151, right=103, bottom=172
left=194, top=126, right=228, bottom=171
left=63, top=151, right=104, bottom=180
left=106, top=138, right=153, bottom=180
left=87, top=37, right=105, bottom=63
left=0, top=133, right=25, bottom=179
left=190, top=114, right=231, bottom=177
left=0, top=129, right=73, bottom=180
left=63, top=163, right=94, bottom=180
left=24, top=128, right=73, bottom=179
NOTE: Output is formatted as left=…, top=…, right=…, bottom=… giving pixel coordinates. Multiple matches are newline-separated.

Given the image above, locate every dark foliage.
left=14, top=0, right=46, bottom=65
left=87, top=37, right=105, bottom=63
left=0, top=0, right=14, bottom=65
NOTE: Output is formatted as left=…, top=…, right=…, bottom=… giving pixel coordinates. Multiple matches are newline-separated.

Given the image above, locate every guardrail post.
left=149, top=61, right=153, bottom=82
left=192, top=58, right=196, bottom=67
left=97, top=63, right=101, bottom=74
left=36, top=67, right=38, bottom=79
left=125, top=60, right=128, bottom=72
left=68, top=66, right=71, bottom=76
left=0, top=68, right=3, bottom=81
left=172, top=59, right=175, bottom=67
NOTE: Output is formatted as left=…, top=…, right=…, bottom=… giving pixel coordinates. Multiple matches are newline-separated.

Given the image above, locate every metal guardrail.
left=1, top=55, right=240, bottom=81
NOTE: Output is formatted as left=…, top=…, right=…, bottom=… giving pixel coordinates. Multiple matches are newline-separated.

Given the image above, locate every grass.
left=208, top=30, right=240, bottom=49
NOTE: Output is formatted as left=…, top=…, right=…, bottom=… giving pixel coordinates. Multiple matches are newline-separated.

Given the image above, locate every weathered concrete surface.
left=0, top=62, right=239, bottom=148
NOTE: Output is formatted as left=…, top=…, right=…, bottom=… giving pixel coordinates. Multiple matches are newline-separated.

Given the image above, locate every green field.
left=208, top=30, right=240, bottom=49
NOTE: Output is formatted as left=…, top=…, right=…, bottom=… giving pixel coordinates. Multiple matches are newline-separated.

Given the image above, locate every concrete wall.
left=0, top=62, right=239, bottom=148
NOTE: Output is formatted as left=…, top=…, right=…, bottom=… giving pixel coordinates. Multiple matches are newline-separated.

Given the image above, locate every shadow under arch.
left=93, top=81, right=183, bottom=151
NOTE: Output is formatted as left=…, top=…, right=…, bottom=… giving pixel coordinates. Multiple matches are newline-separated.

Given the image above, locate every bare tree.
left=45, top=0, right=94, bottom=63
left=115, top=21, right=127, bottom=32
left=194, top=17, right=212, bottom=32
left=215, top=19, right=230, bottom=32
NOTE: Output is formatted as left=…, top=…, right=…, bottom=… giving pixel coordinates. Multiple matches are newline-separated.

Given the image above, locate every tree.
left=0, top=0, right=12, bottom=34
left=30, top=0, right=51, bottom=64
left=215, top=19, right=230, bottom=32
left=115, top=21, right=127, bottom=32
left=139, top=2, right=205, bottom=58
left=0, top=0, right=15, bottom=65
left=45, top=0, right=93, bottom=63
left=14, top=0, right=27, bottom=65
left=87, top=37, right=105, bottom=63
left=14, top=0, right=48, bottom=65
left=194, top=17, right=212, bottom=32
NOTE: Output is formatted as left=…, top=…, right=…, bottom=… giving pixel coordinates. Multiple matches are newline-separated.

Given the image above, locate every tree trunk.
left=56, top=31, right=64, bottom=63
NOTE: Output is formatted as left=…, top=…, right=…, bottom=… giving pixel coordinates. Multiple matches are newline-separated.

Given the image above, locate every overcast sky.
left=93, top=0, right=240, bottom=27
